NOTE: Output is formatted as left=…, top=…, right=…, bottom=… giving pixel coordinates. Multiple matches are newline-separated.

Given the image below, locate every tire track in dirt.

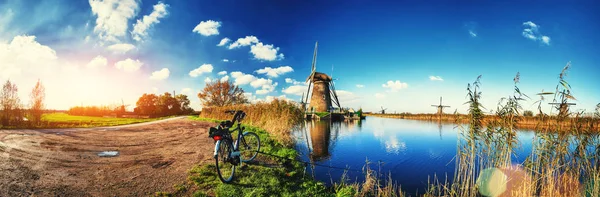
left=0, top=118, right=216, bottom=196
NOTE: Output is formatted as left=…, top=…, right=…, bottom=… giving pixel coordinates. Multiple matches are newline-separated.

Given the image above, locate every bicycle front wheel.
left=215, top=139, right=236, bottom=183
left=240, top=132, right=260, bottom=162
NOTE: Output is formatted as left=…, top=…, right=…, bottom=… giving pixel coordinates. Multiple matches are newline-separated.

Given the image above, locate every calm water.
left=292, top=117, right=537, bottom=195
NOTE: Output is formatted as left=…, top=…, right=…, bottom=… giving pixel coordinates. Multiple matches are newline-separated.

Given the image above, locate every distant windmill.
left=380, top=106, right=388, bottom=114
left=304, top=42, right=341, bottom=112
left=431, top=97, right=450, bottom=115
left=548, top=89, right=576, bottom=117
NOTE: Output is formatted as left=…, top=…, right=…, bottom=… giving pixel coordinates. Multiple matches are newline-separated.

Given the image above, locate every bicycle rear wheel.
left=240, top=132, right=260, bottom=162
left=215, top=139, right=236, bottom=183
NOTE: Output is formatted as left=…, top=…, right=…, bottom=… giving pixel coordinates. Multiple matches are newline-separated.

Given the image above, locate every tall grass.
left=199, top=99, right=303, bottom=146
left=422, top=64, right=600, bottom=197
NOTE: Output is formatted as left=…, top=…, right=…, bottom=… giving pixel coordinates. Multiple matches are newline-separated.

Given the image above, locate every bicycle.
left=208, top=110, right=261, bottom=183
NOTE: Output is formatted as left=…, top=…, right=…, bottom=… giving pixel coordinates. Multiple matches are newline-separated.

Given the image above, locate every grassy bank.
left=0, top=113, right=162, bottom=129
left=199, top=99, right=303, bottom=146
left=184, top=116, right=334, bottom=197
left=366, top=113, right=600, bottom=133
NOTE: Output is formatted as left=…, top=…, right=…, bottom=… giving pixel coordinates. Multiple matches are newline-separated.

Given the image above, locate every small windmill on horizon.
left=431, top=97, right=450, bottom=115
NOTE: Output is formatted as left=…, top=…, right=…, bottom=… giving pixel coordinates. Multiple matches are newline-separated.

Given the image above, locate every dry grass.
left=199, top=99, right=303, bottom=146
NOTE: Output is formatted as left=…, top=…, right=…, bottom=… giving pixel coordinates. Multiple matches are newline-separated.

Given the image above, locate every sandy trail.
left=0, top=117, right=216, bottom=196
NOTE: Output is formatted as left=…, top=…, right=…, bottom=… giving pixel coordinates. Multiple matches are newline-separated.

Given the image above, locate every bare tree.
left=30, top=79, right=46, bottom=124
left=198, top=80, right=248, bottom=107
left=1, top=80, right=22, bottom=126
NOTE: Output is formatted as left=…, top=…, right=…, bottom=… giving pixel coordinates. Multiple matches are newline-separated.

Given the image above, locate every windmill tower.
left=304, top=42, right=341, bottom=112
left=431, top=97, right=450, bottom=115
left=380, top=106, right=388, bottom=114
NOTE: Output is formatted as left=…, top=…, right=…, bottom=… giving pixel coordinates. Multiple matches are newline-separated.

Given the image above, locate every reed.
left=199, top=99, right=303, bottom=146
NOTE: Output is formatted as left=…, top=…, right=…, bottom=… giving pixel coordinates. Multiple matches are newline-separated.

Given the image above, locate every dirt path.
left=0, top=117, right=216, bottom=196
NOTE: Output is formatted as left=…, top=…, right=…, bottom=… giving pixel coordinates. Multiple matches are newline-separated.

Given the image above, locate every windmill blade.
left=304, top=81, right=313, bottom=104
left=330, top=82, right=341, bottom=109
left=431, top=105, right=439, bottom=107
left=305, top=41, right=318, bottom=83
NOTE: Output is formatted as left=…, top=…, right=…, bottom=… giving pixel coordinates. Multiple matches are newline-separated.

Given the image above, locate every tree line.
left=0, top=79, right=45, bottom=127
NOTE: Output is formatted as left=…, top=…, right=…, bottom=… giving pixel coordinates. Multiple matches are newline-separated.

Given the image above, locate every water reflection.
left=308, top=121, right=332, bottom=161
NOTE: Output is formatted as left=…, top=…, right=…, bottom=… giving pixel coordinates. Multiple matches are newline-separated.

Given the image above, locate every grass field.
left=33, top=113, right=163, bottom=128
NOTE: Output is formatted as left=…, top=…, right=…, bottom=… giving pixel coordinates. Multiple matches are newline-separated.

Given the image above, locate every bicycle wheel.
left=240, top=132, right=260, bottom=162
left=215, top=139, right=236, bottom=183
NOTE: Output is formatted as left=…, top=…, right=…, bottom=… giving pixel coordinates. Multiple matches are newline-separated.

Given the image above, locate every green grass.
left=187, top=116, right=350, bottom=197
left=33, top=113, right=163, bottom=128
left=314, top=112, right=330, bottom=118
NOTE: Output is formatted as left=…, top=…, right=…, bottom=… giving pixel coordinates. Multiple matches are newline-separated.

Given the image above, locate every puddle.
left=98, top=151, right=119, bottom=157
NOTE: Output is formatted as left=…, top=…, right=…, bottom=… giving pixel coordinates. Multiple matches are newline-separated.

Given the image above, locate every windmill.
left=549, top=89, right=576, bottom=117
left=380, top=106, right=388, bottom=114
left=431, top=96, right=450, bottom=115
left=304, top=42, right=341, bottom=112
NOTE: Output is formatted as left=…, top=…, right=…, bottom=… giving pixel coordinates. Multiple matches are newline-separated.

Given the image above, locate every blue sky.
left=1, top=0, right=598, bottom=114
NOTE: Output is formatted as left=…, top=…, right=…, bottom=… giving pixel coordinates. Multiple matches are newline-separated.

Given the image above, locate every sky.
left=0, top=0, right=599, bottom=114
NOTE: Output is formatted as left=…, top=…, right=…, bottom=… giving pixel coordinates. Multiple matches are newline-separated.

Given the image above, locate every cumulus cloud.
left=204, top=77, right=212, bottom=83
left=228, top=36, right=259, bottom=49
left=217, top=37, right=230, bottom=46
left=114, top=58, right=143, bottom=72
left=189, top=64, right=213, bottom=77
left=336, top=90, right=360, bottom=104
left=382, top=80, right=408, bottom=92
left=0, top=35, right=57, bottom=78
left=89, top=0, right=139, bottom=42
left=86, top=55, right=107, bottom=68
left=283, top=85, right=308, bottom=96
left=218, top=71, right=227, bottom=75
left=150, top=68, right=169, bottom=80
left=107, top=43, right=135, bottom=53
left=356, top=84, right=364, bottom=88
left=429, top=76, right=443, bottom=81
left=375, top=93, right=386, bottom=99
left=220, top=75, right=229, bottom=82
left=181, top=88, right=192, bottom=94
left=131, top=2, right=168, bottom=42
left=250, top=78, right=278, bottom=94
left=285, top=78, right=306, bottom=85
left=222, top=59, right=229, bottom=62
left=250, top=42, right=284, bottom=61
left=230, top=71, right=257, bottom=85
left=522, top=21, right=551, bottom=45
left=192, top=20, right=221, bottom=36
left=255, top=66, right=293, bottom=77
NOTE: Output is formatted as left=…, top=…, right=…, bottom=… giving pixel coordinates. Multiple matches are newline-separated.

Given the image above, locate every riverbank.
left=0, top=113, right=166, bottom=129
left=365, top=113, right=600, bottom=132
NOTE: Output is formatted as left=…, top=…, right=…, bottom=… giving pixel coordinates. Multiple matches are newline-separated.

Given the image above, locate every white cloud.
left=107, top=43, right=135, bottom=53
left=255, top=66, right=293, bottom=77
left=429, top=76, right=443, bottom=81
left=250, top=42, right=284, bottom=61
left=150, top=68, right=169, bottom=80
left=336, top=90, right=360, bottom=104
left=382, top=80, right=408, bottom=92
left=228, top=36, right=259, bottom=49
left=89, top=0, right=139, bottom=42
left=192, top=20, right=221, bottom=36
left=469, top=30, right=477, bottom=37
left=182, top=88, right=192, bottom=94
left=230, top=71, right=257, bottom=85
left=356, top=84, right=364, bottom=88
left=285, top=78, right=306, bottom=85
left=541, top=36, right=551, bottom=45
left=217, top=37, right=230, bottom=46
left=220, top=75, right=229, bottom=82
left=375, top=93, right=385, bottom=99
left=218, top=71, right=227, bottom=75
left=222, top=59, right=229, bottom=62
left=131, top=2, right=168, bottom=42
left=189, top=64, right=213, bottom=77
left=522, top=21, right=551, bottom=45
left=114, top=58, right=143, bottom=72
left=86, top=55, right=107, bottom=68
left=204, top=77, right=212, bottom=83
left=282, top=85, right=308, bottom=96
left=0, top=35, right=57, bottom=78
left=251, top=78, right=278, bottom=94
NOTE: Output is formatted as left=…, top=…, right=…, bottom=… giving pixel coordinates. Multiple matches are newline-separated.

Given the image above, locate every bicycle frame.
left=213, top=111, right=246, bottom=160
